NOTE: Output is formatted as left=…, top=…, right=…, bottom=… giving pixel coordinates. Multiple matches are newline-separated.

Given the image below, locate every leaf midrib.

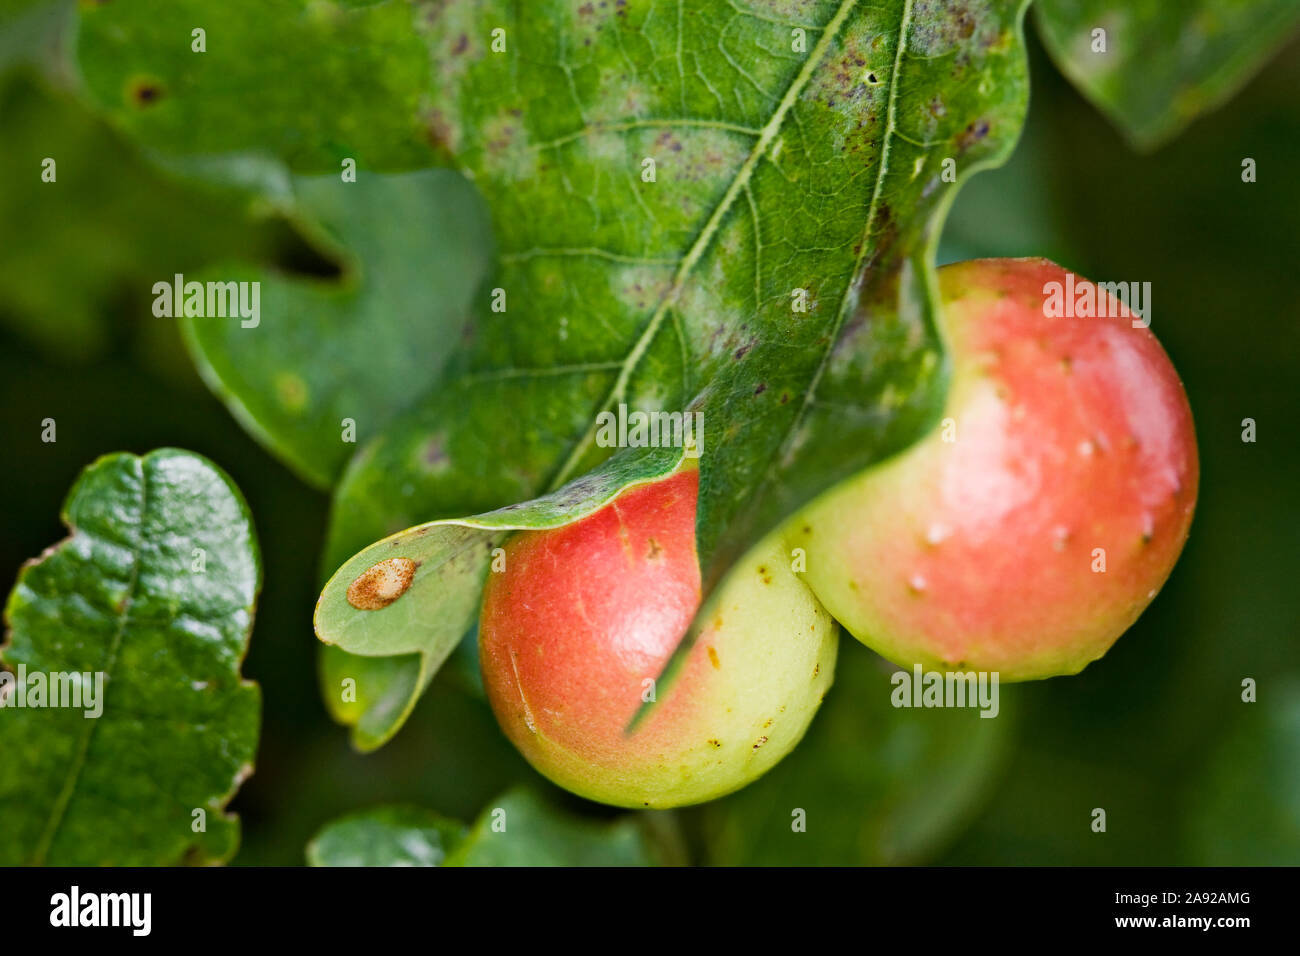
left=32, top=461, right=145, bottom=865
left=768, top=0, right=915, bottom=497
left=626, top=0, right=916, bottom=731
left=544, top=0, right=862, bottom=494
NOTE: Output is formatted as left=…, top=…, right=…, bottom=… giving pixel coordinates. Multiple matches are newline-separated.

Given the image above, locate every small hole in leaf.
left=269, top=221, right=345, bottom=279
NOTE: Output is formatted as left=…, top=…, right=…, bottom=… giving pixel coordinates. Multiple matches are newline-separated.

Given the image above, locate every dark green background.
left=2, top=31, right=1296, bottom=865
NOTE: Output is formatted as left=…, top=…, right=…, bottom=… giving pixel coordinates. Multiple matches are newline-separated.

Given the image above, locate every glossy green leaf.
left=1036, top=0, right=1300, bottom=150
left=307, top=789, right=660, bottom=866
left=704, top=644, right=1016, bottom=865
left=316, top=0, right=1032, bottom=745
left=444, top=788, right=658, bottom=867
left=0, top=449, right=261, bottom=865
left=1184, top=678, right=1300, bottom=865
left=76, top=0, right=436, bottom=171
left=182, top=169, right=494, bottom=488
left=306, top=805, right=466, bottom=866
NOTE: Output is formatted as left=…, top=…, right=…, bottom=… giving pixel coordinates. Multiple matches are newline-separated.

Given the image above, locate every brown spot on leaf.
left=127, top=77, right=164, bottom=107
left=346, top=557, right=417, bottom=610
left=957, top=120, right=991, bottom=150
left=423, top=108, right=458, bottom=160
left=707, top=646, right=721, bottom=669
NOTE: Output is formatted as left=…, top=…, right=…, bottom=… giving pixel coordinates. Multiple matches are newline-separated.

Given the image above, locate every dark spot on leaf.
left=453, top=33, right=469, bottom=54
left=422, top=436, right=449, bottom=470
left=423, top=108, right=457, bottom=160
left=127, top=77, right=164, bottom=107
left=957, top=119, right=991, bottom=150
left=754, top=382, right=767, bottom=395
left=707, top=646, right=720, bottom=669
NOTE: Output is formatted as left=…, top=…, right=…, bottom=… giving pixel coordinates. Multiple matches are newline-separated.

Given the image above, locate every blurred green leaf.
left=0, top=72, right=309, bottom=363
left=1035, top=0, right=1300, bottom=150
left=0, top=449, right=261, bottom=865
left=445, top=788, right=658, bottom=867
left=704, top=643, right=1016, bottom=865
left=0, top=0, right=74, bottom=77
left=76, top=0, right=436, bottom=170
left=1184, top=678, right=1300, bottom=865
left=307, top=805, right=466, bottom=866
left=308, top=789, right=662, bottom=866
left=183, top=169, right=494, bottom=489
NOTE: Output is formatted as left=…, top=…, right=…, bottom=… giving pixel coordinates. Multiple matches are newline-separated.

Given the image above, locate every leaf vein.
left=544, top=0, right=863, bottom=494
left=772, top=0, right=914, bottom=482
